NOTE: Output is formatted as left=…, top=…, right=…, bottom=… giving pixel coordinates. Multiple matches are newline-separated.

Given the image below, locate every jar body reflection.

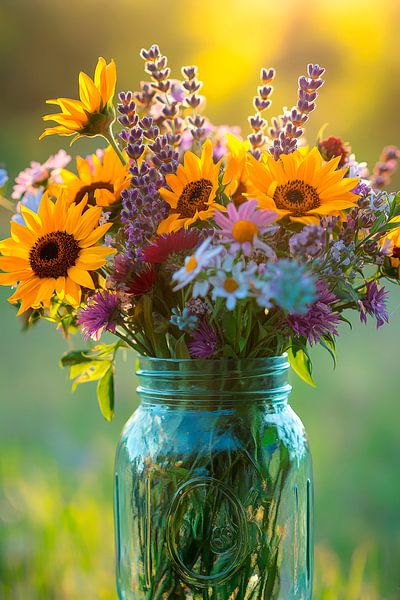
left=114, top=356, right=313, bottom=599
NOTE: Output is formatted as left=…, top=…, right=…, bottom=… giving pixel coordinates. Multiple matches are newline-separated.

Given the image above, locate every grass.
left=0, top=262, right=399, bottom=599
left=0, top=456, right=390, bottom=600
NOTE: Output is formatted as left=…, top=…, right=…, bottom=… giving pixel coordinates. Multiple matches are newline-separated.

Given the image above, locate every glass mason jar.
left=114, top=355, right=313, bottom=599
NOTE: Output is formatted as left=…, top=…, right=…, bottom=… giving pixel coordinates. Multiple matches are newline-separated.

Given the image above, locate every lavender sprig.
left=371, top=145, right=400, bottom=190
left=248, top=67, right=275, bottom=159
left=270, top=64, right=325, bottom=160
left=140, top=44, right=185, bottom=146
left=182, top=65, right=207, bottom=147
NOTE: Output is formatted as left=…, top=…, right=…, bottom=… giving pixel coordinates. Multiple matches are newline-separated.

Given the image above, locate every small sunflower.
left=157, top=139, right=224, bottom=234
left=222, top=133, right=251, bottom=205
left=0, top=192, right=115, bottom=315
left=55, top=146, right=130, bottom=207
left=40, top=57, right=116, bottom=141
left=247, top=146, right=359, bottom=224
left=382, top=217, right=400, bottom=268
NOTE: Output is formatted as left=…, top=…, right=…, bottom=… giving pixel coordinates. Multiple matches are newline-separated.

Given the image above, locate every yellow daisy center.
left=176, top=178, right=213, bottom=218
left=29, top=231, right=80, bottom=279
left=185, top=255, right=198, bottom=273
left=74, top=181, right=114, bottom=204
left=273, top=179, right=320, bottom=216
left=232, top=220, right=259, bottom=243
left=223, top=278, right=239, bottom=293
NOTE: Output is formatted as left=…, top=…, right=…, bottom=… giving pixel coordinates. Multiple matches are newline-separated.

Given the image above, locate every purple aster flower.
left=287, top=280, right=340, bottom=345
left=77, top=291, right=121, bottom=341
left=188, top=320, right=218, bottom=358
left=359, top=281, right=389, bottom=329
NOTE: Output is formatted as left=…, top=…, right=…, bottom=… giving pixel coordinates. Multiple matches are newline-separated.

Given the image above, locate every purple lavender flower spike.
left=269, top=63, right=325, bottom=159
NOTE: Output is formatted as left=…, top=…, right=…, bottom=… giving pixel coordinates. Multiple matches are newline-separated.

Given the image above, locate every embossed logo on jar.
left=166, top=477, right=249, bottom=588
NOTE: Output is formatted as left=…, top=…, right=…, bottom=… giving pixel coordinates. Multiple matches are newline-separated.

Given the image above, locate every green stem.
left=103, top=128, right=127, bottom=166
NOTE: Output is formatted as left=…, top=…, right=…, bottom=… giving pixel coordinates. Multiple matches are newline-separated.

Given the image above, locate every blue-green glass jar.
left=114, top=355, right=313, bottom=599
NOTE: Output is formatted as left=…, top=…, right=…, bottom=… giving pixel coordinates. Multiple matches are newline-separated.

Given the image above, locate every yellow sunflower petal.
left=78, top=223, right=112, bottom=248
left=20, top=207, right=43, bottom=235
left=64, top=277, right=81, bottom=306
left=76, top=156, right=94, bottom=184
left=10, top=221, right=37, bottom=246
left=94, top=57, right=107, bottom=100
left=67, top=266, right=95, bottom=289
left=0, top=270, right=32, bottom=285
left=94, top=188, right=116, bottom=207
left=0, top=256, right=30, bottom=271
left=157, top=213, right=181, bottom=235
left=79, top=71, right=101, bottom=113
left=73, top=206, right=102, bottom=240
left=104, top=60, right=117, bottom=104
left=39, top=126, right=74, bottom=140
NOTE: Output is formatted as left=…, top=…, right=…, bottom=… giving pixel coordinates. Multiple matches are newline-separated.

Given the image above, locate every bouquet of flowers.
left=1, top=45, right=399, bottom=420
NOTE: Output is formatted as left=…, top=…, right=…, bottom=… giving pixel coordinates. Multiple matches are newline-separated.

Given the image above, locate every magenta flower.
left=287, top=280, right=340, bottom=345
left=142, top=228, right=201, bottom=264
left=188, top=320, right=218, bottom=358
left=214, top=200, right=278, bottom=256
left=359, top=281, right=389, bottom=328
left=77, top=291, right=121, bottom=342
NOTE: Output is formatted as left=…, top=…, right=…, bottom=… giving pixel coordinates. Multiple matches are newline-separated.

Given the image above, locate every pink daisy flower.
left=12, top=150, right=71, bottom=200
left=214, top=200, right=278, bottom=256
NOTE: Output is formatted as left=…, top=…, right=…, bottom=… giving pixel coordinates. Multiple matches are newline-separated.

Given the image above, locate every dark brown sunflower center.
left=74, top=181, right=114, bottom=204
left=29, top=231, right=80, bottom=279
left=392, top=246, right=400, bottom=259
left=232, top=181, right=247, bottom=205
left=273, top=179, right=320, bottom=217
left=176, top=178, right=213, bottom=218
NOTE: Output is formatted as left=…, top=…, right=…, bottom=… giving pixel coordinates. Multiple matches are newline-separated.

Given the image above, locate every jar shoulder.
left=116, top=404, right=310, bottom=466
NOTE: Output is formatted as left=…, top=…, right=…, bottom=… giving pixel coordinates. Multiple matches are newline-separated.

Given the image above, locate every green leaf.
left=221, top=312, right=237, bottom=345
left=70, top=360, right=111, bottom=391
left=97, top=364, right=115, bottom=421
left=60, top=350, right=93, bottom=367
left=288, top=345, right=316, bottom=387
left=175, top=335, right=190, bottom=359
left=320, top=335, right=337, bottom=368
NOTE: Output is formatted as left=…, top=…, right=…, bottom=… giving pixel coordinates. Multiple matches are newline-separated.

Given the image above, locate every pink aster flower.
left=12, top=150, right=71, bottom=200
left=214, top=200, right=278, bottom=256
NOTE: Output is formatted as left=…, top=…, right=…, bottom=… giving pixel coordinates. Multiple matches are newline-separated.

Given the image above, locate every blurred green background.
left=0, top=0, right=400, bottom=598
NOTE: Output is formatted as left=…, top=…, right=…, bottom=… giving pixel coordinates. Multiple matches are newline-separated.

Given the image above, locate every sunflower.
left=246, top=146, right=359, bottom=224
left=0, top=192, right=115, bottom=315
left=40, top=57, right=116, bottom=141
left=157, top=139, right=224, bottom=234
left=382, top=217, right=400, bottom=268
left=222, top=133, right=251, bottom=204
left=55, top=146, right=130, bottom=207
